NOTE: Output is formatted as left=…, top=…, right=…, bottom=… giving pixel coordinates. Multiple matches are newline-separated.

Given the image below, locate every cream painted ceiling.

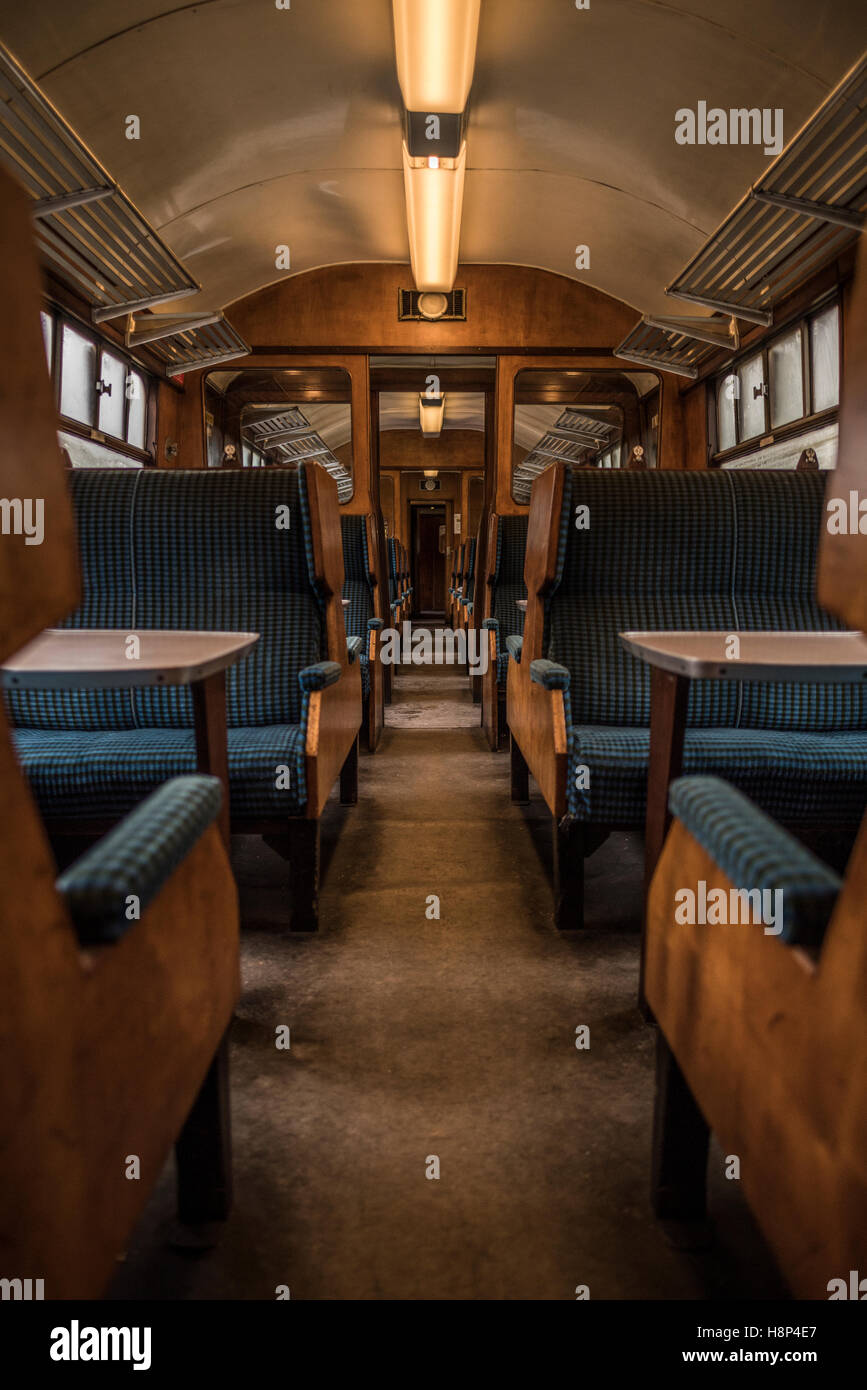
left=1, top=1, right=864, bottom=318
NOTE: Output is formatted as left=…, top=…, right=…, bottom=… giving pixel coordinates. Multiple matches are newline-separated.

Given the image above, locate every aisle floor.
left=109, top=661, right=786, bottom=1300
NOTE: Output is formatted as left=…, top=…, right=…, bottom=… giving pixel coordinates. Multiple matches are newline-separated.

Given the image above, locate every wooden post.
left=289, top=819, right=321, bottom=932
left=553, top=815, right=585, bottom=929
left=175, top=1030, right=233, bottom=1224
left=191, top=670, right=231, bottom=848
left=651, top=1032, right=710, bottom=1222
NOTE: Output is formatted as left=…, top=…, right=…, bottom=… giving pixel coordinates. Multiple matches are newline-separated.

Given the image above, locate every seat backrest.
left=546, top=468, right=860, bottom=731
left=341, top=513, right=374, bottom=638
left=491, top=514, right=528, bottom=638
left=7, top=468, right=325, bottom=731
left=463, top=537, right=477, bottom=602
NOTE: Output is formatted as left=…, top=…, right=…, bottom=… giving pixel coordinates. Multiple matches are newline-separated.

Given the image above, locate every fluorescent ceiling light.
left=393, top=0, right=481, bottom=113
left=419, top=393, right=446, bottom=436
left=403, top=143, right=466, bottom=293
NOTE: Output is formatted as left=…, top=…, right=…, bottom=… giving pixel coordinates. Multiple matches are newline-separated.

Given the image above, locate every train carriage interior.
left=1, top=0, right=867, bottom=1337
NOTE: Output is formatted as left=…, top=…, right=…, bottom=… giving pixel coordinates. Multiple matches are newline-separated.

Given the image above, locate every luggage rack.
left=514, top=409, right=620, bottom=500
left=0, top=41, right=249, bottom=376
left=242, top=407, right=353, bottom=501
left=665, top=51, right=867, bottom=327
left=615, top=315, right=738, bottom=379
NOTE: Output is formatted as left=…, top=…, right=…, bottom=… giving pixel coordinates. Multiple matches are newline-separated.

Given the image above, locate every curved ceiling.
left=0, top=1, right=864, bottom=318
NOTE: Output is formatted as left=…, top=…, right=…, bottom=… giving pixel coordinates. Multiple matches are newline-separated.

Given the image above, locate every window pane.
left=97, top=350, right=126, bottom=439
left=242, top=444, right=252, bottom=467
left=810, top=305, right=840, bottom=412
left=717, top=376, right=737, bottom=451
left=769, top=327, right=804, bottom=428
left=40, top=311, right=53, bottom=371
left=126, top=371, right=146, bottom=449
left=737, top=353, right=765, bottom=441
left=59, top=324, right=96, bottom=425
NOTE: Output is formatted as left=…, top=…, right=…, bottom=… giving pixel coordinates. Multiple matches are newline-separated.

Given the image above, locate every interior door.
left=414, top=505, right=446, bottom=614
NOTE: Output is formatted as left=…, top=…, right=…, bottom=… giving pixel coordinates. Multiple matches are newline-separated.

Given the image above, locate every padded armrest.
left=367, top=618, right=384, bottom=631
left=346, top=635, right=364, bottom=661
left=506, top=635, right=523, bottom=662
left=482, top=618, right=499, bottom=632
left=299, top=661, right=342, bottom=692
left=669, top=776, right=842, bottom=946
left=56, top=775, right=222, bottom=946
left=530, top=659, right=570, bottom=691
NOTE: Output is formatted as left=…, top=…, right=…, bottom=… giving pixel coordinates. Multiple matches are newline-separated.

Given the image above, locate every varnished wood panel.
left=818, top=232, right=867, bottom=632
left=0, top=172, right=79, bottom=658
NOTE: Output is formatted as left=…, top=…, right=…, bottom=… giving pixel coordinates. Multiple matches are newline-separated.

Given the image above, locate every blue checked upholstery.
left=9, top=469, right=326, bottom=819
left=668, top=776, right=841, bottom=947
left=553, top=470, right=867, bottom=827
left=461, top=538, right=477, bottom=608
left=490, top=516, right=528, bottom=687
left=56, top=775, right=223, bottom=944
left=342, top=515, right=374, bottom=699
left=387, top=538, right=401, bottom=606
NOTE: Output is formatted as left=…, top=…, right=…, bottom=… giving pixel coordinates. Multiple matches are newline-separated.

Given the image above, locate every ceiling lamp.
left=403, top=143, right=466, bottom=293
left=419, top=392, right=446, bottom=437
left=392, top=0, right=481, bottom=113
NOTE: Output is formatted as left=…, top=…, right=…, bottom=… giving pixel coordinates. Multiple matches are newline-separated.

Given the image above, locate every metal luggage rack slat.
left=665, top=51, right=867, bottom=324
left=0, top=41, right=249, bottom=376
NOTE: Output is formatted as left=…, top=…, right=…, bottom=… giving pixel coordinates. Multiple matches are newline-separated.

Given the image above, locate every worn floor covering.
left=109, top=660, right=786, bottom=1301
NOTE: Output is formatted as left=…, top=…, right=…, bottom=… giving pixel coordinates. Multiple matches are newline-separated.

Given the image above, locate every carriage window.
left=40, top=311, right=53, bottom=370
left=737, top=353, right=765, bottom=442
left=512, top=368, right=659, bottom=502
left=712, top=298, right=841, bottom=465
left=204, top=366, right=354, bottom=500
left=810, top=305, right=840, bottom=413
left=769, top=327, right=804, bottom=428
left=717, top=376, right=737, bottom=452
left=96, top=349, right=126, bottom=440
left=59, top=324, right=97, bottom=426
left=126, top=370, right=147, bottom=450
left=44, top=308, right=154, bottom=462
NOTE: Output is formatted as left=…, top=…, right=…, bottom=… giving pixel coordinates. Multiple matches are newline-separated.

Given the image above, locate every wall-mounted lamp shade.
left=392, top=0, right=481, bottom=113
left=403, top=143, right=466, bottom=293
left=423, top=468, right=439, bottom=477
left=419, top=393, right=446, bottom=436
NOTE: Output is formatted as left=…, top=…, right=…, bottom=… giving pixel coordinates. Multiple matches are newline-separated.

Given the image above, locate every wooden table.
left=621, top=629, right=867, bottom=1002
left=2, top=629, right=259, bottom=847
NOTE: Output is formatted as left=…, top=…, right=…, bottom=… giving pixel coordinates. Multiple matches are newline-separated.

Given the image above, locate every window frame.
left=710, top=294, right=842, bottom=467
left=42, top=303, right=156, bottom=465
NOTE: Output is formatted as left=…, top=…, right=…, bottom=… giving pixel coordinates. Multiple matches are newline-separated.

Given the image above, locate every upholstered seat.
left=6, top=468, right=359, bottom=848
left=547, top=469, right=867, bottom=833
left=15, top=723, right=309, bottom=818
left=565, top=724, right=867, bottom=826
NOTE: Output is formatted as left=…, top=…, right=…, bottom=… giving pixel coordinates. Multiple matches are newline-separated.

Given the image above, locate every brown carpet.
left=108, top=663, right=786, bottom=1300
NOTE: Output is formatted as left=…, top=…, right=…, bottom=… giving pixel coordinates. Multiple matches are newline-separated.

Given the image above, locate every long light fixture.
left=393, top=0, right=481, bottom=113
left=419, top=392, right=446, bottom=436
left=394, top=1, right=480, bottom=295
left=403, top=144, right=466, bottom=292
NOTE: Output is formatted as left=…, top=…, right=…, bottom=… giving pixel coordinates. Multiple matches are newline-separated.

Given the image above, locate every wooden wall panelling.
left=229, top=263, right=639, bottom=355
left=818, top=233, right=867, bottom=631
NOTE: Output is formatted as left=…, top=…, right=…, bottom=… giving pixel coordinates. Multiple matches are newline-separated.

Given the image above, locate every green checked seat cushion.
left=341, top=515, right=374, bottom=699
left=565, top=725, right=867, bottom=827
left=16, top=725, right=308, bottom=818
left=9, top=468, right=326, bottom=818
left=491, top=515, right=528, bottom=688
left=551, top=470, right=867, bottom=829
